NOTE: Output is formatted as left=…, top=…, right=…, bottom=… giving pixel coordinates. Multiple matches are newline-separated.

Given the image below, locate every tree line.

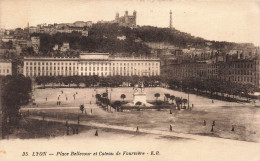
left=0, top=75, right=32, bottom=138
left=168, top=77, right=257, bottom=101
left=35, top=75, right=163, bottom=88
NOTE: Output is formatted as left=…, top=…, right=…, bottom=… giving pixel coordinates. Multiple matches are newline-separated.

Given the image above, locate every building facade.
left=23, top=53, right=160, bottom=77
left=0, top=60, right=12, bottom=76
left=167, top=59, right=260, bottom=88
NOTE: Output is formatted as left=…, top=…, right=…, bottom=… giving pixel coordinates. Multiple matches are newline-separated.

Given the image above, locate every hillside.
left=30, top=23, right=253, bottom=57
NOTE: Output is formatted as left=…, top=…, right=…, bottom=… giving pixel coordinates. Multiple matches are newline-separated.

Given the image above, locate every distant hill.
left=31, top=23, right=254, bottom=57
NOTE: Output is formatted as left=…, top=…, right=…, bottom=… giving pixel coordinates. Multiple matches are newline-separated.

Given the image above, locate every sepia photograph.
left=0, top=0, right=259, bottom=161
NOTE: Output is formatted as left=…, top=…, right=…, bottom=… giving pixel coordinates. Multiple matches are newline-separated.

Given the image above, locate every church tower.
left=169, top=10, right=173, bottom=29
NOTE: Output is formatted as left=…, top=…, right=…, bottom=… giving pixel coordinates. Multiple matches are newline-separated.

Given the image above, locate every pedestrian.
left=170, top=110, right=172, bottom=114
left=213, top=120, right=215, bottom=126
left=211, top=125, right=214, bottom=132
left=66, top=97, right=68, bottom=101
left=204, top=120, right=206, bottom=126
left=95, top=130, right=98, bottom=136
left=65, top=120, right=68, bottom=127
left=170, top=125, right=172, bottom=132
left=73, top=128, right=75, bottom=135
left=136, top=126, right=139, bottom=132
left=231, top=125, right=235, bottom=131
left=46, top=97, right=47, bottom=101
left=212, top=100, right=214, bottom=103
left=91, top=108, right=92, bottom=114
left=66, top=126, right=69, bottom=135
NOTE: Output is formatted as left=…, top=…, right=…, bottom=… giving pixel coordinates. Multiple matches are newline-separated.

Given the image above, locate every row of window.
left=26, top=71, right=159, bottom=77
left=0, top=69, right=10, bottom=74
left=25, top=61, right=159, bottom=66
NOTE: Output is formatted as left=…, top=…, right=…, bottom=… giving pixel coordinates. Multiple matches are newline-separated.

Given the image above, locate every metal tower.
left=169, top=10, right=172, bottom=29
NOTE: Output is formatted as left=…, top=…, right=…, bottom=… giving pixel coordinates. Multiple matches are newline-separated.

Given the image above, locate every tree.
left=102, top=92, right=108, bottom=98
left=80, top=104, right=84, bottom=113
left=175, top=97, right=182, bottom=109
left=154, top=93, right=160, bottom=103
left=165, top=93, right=170, bottom=102
left=113, top=101, right=121, bottom=112
left=120, top=94, right=126, bottom=102
left=1, top=75, right=32, bottom=127
left=170, top=95, right=175, bottom=104
left=95, top=94, right=101, bottom=104
left=182, top=99, right=188, bottom=108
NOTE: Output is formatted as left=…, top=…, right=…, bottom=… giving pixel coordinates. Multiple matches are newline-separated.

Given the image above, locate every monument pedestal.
left=133, top=92, right=148, bottom=106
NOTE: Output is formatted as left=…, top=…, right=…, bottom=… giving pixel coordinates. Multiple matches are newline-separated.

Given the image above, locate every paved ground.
left=22, top=87, right=260, bottom=142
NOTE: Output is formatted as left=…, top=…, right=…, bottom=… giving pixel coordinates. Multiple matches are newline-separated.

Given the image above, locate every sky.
left=0, top=0, right=259, bottom=46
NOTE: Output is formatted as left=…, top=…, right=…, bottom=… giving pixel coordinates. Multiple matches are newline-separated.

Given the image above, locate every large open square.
left=1, top=87, right=258, bottom=161
left=19, top=87, right=260, bottom=143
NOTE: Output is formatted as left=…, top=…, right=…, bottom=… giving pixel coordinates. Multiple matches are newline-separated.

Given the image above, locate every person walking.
left=203, top=120, right=206, bottom=126
left=213, top=120, right=215, bottom=126
left=66, top=126, right=69, bottom=135
left=136, top=126, right=139, bottom=133
left=65, top=120, right=68, bottom=127
left=170, top=125, right=172, bottom=132
left=231, top=125, right=235, bottom=131
left=211, top=125, right=214, bottom=132
left=95, top=130, right=98, bottom=136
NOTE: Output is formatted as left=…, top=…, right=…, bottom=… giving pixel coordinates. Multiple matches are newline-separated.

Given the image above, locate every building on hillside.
left=73, top=21, right=92, bottom=28
left=60, top=43, right=70, bottom=52
left=0, top=59, right=12, bottom=76
left=23, top=53, right=160, bottom=77
left=115, top=11, right=137, bottom=28
left=31, top=36, right=40, bottom=53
